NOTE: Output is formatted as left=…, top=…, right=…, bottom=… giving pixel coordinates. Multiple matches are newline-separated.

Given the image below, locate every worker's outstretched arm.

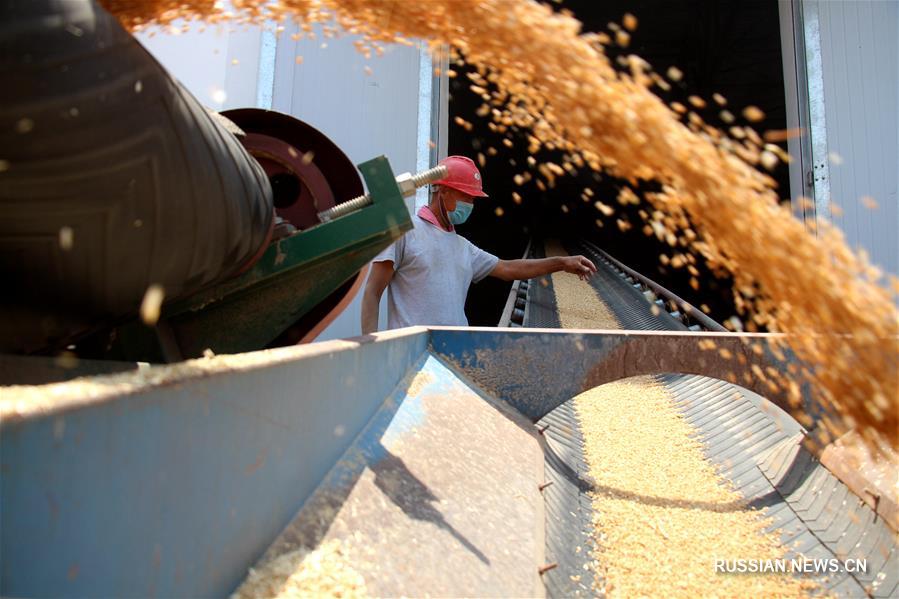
left=361, top=260, right=394, bottom=334
left=490, top=255, right=596, bottom=282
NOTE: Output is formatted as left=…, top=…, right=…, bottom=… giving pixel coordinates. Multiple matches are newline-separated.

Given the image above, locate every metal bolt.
left=537, top=424, right=550, bottom=435
left=317, top=164, right=448, bottom=223
left=863, top=487, right=881, bottom=519
left=538, top=563, right=558, bottom=575
left=539, top=481, right=554, bottom=491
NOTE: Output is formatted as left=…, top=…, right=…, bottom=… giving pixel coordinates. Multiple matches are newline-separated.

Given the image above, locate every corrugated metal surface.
left=527, top=238, right=898, bottom=597
left=537, top=401, right=600, bottom=598
left=524, top=242, right=562, bottom=329
left=526, top=248, right=597, bottom=597
left=566, top=241, right=688, bottom=332
left=661, top=373, right=898, bottom=597
left=815, top=0, right=899, bottom=276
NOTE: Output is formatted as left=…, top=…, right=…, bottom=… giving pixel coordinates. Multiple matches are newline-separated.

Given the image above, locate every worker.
left=361, top=155, right=597, bottom=333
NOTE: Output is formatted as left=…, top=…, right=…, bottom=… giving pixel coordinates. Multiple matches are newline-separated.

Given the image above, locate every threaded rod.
left=317, top=164, right=448, bottom=223
left=410, top=164, right=448, bottom=188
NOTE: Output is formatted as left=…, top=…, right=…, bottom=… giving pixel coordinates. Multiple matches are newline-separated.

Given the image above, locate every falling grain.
left=15, top=117, right=34, bottom=134
left=139, top=284, right=165, bottom=326
left=99, top=0, right=899, bottom=458
left=58, top=227, right=74, bottom=251
left=743, top=105, right=765, bottom=122
left=861, top=196, right=879, bottom=210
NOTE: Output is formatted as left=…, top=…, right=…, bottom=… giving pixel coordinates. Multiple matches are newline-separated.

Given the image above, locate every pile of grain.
left=574, top=377, right=816, bottom=598
left=548, top=248, right=815, bottom=596
left=231, top=540, right=367, bottom=599
left=97, top=0, right=897, bottom=455
left=544, top=240, right=619, bottom=330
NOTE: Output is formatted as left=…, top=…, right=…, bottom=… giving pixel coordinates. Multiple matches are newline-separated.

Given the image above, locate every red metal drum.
left=222, top=110, right=364, bottom=231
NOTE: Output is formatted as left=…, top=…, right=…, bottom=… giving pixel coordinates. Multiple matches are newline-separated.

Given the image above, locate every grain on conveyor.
left=544, top=240, right=620, bottom=330
left=574, top=377, right=818, bottom=598
left=546, top=248, right=817, bottom=596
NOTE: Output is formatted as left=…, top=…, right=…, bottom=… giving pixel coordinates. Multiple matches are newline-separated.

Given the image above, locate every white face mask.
left=437, top=189, right=474, bottom=226
left=448, top=201, right=474, bottom=225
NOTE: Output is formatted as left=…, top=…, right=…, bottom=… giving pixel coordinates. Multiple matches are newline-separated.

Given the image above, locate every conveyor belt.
left=659, top=374, right=897, bottom=597
left=523, top=239, right=897, bottom=598
left=564, top=239, right=687, bottom=332
left=523, top=242, right=562, bottom=329
left=527, top=253, right=599, bottom=596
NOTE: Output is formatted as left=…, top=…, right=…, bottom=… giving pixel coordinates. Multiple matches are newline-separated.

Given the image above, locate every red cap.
left=432, top=155, right=488, bottom=198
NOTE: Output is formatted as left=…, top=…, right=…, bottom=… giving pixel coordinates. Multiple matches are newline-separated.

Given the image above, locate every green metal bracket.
left=106, top=156, right=411, bottom=362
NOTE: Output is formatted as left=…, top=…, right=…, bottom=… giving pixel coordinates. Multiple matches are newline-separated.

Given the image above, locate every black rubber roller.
left=0, top=0, right=274, bottom=352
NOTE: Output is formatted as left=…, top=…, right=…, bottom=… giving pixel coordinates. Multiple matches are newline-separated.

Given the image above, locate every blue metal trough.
left=0, top=327, right=855, bottom=597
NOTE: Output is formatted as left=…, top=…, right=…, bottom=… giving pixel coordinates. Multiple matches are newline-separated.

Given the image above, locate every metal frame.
left=102, top=156, right=412, bottom=362
left=580, top=242, right=726, bottom=332
left=2, top=326, right=894, bottom=598
left=497, top=239, right=532, bottom=327
left=431, top=44, right=450, bottom=164
left=779, top=0, right=830, bottom=228
left=799, top=0, right=832, bottom=224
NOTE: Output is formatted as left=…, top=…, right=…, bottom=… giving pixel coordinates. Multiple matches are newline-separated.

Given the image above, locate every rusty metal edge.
left=297, top=264, right=370, bottom=344
left=819, top=441, right=899, bottom=534
left=0, top=327, right=431, bottom=422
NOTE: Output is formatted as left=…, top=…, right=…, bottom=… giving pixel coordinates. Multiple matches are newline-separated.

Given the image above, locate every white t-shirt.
left=373, top=211, right=499, bottom=330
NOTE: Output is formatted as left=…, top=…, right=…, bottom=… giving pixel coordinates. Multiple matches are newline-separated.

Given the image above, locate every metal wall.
left=137, top=24, right=263, bottom=111
left=782, top=1, right=899, bottom=277
left=137, top=22, right=440, bottom=342
left=815, top=0, right=898, bottom=277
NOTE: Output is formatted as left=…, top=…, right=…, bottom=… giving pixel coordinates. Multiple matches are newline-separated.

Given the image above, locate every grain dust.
left=406, top=370, right=434, bottom=397
left=231, top=539, right=367, bottom=599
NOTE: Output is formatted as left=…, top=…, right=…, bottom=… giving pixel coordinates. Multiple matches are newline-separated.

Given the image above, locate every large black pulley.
left=0, top=0, right=275, bottom=353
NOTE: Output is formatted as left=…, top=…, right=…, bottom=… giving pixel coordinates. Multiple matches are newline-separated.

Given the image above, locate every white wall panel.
left=269, top=24, right=425, bottom=342
left=272, top=24, right=421, bottom=185
left=136, top=22, right=436, bottom=343
left=816, top=0, right=898, bottom=276
left=137, top=25, right=262, bottom=110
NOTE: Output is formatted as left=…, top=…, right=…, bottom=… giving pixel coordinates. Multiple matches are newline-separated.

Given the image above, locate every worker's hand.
left=562, top=255, right=597, bottom=280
